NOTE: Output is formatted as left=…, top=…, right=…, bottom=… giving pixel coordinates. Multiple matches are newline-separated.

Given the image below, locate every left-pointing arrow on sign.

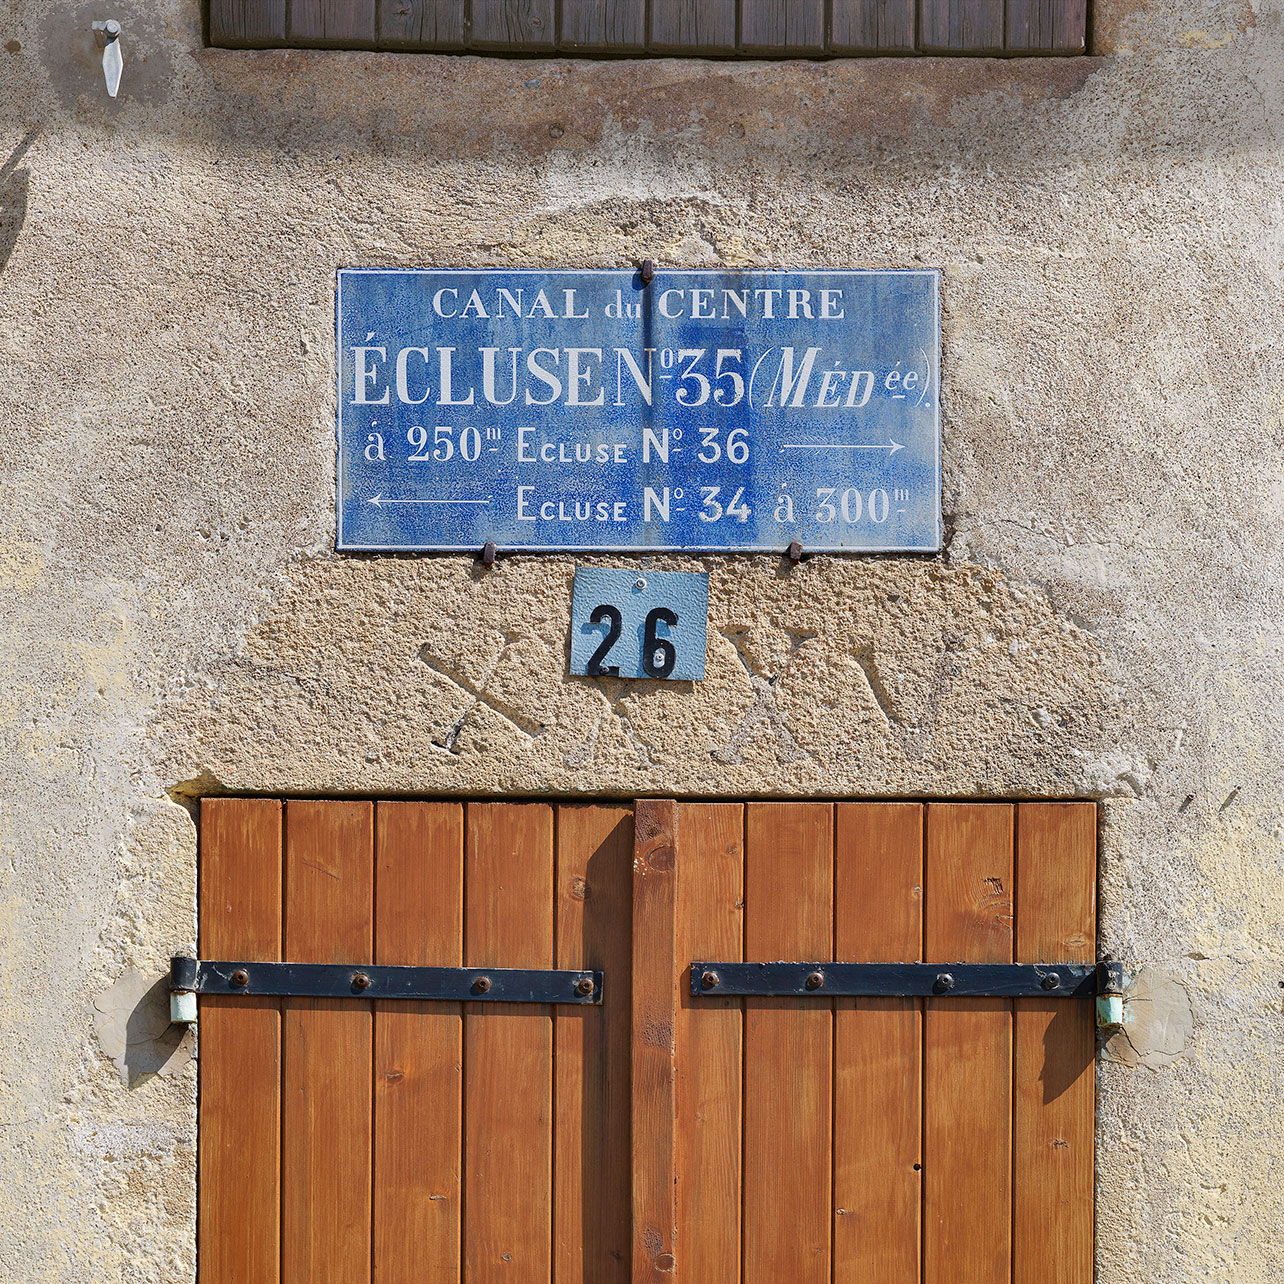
left=369, top=494, right=493, bottom=507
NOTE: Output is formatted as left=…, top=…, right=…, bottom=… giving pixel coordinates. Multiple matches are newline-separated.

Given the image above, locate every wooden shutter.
left=198, top=797, right=633, bottom=1284
left=198, top=796, right=1095, bottom=1283
left=645, top=798, right=1096, bottom=1283
left=208, top=0, right=1087, bottom=55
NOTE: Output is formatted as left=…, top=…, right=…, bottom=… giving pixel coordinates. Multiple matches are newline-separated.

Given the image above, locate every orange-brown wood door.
left=198, top=798, right=1094, bottom=1284
left=198, top=798, right=632, bottom=1284
left=642, top=799, right=1096, bottom=1284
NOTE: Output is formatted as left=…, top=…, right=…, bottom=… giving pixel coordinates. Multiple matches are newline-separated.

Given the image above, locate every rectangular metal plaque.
left=337, top=269, right=940, bottom=553
left=569, top=568, right=709, bottom=681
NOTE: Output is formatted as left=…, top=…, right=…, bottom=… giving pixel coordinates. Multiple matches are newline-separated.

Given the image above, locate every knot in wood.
left=646, top=843, right=675, bottom=872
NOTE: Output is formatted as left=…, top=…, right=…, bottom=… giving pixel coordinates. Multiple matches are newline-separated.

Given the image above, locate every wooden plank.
left=1004, top=0, right=1088, bottom=52
left=377, top=0, right=468, bottom=48
left=287, top=0, right=379, bottom=46
left=1013, top=803, right=1096, bottom=1284
left=470, top=0, right=557, bottom=49
left=919, top=0, right=1004, bottom=52
left=559, top=0, right=647, bottom=50
left=209, top=0, right=288, bottom=45
left=743, top=803, right=833, bottom=1284
left=282, top=800, right=374, bottom=1284
left=554, top=805, right=633, bottom=1284
left=923, top=803, right=1013, bottom=1284
left=739, top=0, right=827, bottom=52
left=648, top=0, right=737, bottom=53
left=831, top=0, right=917, bottom=52
left=373, top=803, right=463, bottom=1284
left=674, top=804, right=743, bottom=1284
left=832, top=802, right=923, bottom=1284
left=631, top=800, right=679, bottom=1283
left=464, top=803, right=554, bottom=1284
left=198, top=799, right=282, bottom=1284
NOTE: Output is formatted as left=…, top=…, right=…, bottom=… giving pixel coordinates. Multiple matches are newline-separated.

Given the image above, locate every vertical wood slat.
left=649, top=0, right=738, bottom=52
left=833, top=802, right=923, bottom=1284
left=199, top=799, right=283, bottom=1284
left=282, top=800, right=374, bottom=1284
left=740, top=0, right=827, bottom=52
left=674, top=804, right=744, bottom=1284
left=555, top=805, right=633, bottom=1284
left=1004, top=0, right=1088, bottom=52
left=923, top=804, right=1013, bottom=1284
left=920, top=0, right=1005, bottom=52
left=377, top=0, right=468, bottom=48
left=287, top=0, right=379, bottom=45
left=470, top=0, right=557, bottom=48
left=743, top=803, right=833, bottom=1284
left=1013, top=804, right=1096, bottom=1284
left=209, top=0, right=288, bottom=45
left=374, top=803, right=463, bottom=1284
left=464, top=803, right=554, bottom=1284
left=560, top=0, right=647, bottom=49
left=831, top=0, right=918, bottom=51
left=632, top=800, right=680, bottom=1283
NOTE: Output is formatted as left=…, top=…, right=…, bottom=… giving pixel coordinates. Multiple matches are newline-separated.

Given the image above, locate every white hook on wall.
left=91, top=20, right=123, bottom=98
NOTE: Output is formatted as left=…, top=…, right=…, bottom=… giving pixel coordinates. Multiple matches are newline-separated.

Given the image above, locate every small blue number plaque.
left=570, top=568, right=709, bottom=681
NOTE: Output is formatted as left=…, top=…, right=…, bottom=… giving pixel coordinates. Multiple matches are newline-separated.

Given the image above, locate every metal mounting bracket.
left=170, top=956, right=603, bottom=1010
left=690, top=961, right=1104, bottom=999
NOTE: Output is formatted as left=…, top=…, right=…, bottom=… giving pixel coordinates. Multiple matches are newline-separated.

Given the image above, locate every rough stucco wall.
left=0, top=0, right=1281, bottom=1280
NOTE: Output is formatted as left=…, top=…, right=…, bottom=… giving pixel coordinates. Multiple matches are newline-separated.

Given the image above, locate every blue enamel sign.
left=337, top=270, right=940, bottom=553
left=570, top=568, right=709, bottom=681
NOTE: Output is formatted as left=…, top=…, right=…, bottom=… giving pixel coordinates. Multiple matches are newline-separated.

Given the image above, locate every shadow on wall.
left=0, top=129, right=34, bottom=276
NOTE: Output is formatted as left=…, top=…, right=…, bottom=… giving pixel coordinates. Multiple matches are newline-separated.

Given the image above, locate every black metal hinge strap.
left=690, top=961, right=1099, bottom=999
left=170, top=957, right=602, bottom=1005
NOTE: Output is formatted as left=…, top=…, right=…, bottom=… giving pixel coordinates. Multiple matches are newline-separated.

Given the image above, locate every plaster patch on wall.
left=93, top=970, right=192, bottom=1087
left=1101, top=967, right=1195, bottom=1068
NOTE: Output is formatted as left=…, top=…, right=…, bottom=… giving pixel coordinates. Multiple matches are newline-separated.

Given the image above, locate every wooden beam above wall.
left=209, top=0, right=1088, bottom=56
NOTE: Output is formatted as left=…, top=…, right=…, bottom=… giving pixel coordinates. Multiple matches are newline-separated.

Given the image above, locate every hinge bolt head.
left=472, top=975, right=492, bottom=995
left=351, top=972, right=371, bottom=991
left=805, top=971, right=825, bottom=990
left=1041, top=973, right=1061, bottom=991
left=933, top=972, right=955, bottom=993
left=575, top=977, right=594, bottom=997
left=230, top=969, right=249, bottom=988
left=701, top=970, right=720, bottom=990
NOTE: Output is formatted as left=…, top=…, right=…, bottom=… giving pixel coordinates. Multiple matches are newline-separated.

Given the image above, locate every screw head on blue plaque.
left=336, top=269, right=940, bottom=554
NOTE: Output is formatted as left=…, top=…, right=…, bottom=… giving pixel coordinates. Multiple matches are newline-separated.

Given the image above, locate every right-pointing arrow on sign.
left=780, top=440, right=904, bottom=456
